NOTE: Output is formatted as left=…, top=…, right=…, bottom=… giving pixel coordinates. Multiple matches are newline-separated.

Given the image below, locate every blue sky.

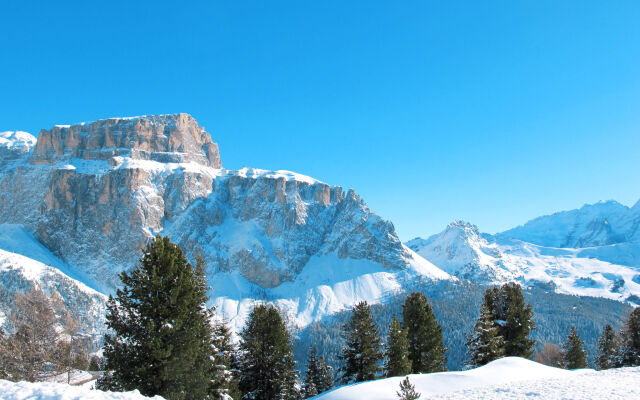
left=2, top=1, right=639, bottom=240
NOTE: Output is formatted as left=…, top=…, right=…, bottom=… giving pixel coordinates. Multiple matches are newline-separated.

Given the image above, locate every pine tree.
left=0, top=328, right=9, bottom=379
left=97, top=236, right=217, bottom=400
left=620, top=308, right=640, bottom=366
left=385, top=316, right=411, bottom=377
left=303, top=346, right=334, bottom=398
left=88, top=355, right=103, bottom=372
left=238, top=304, right=299, bottom=400
left=339, top=301, right=384, bottom=383
left=303, top=346, right=320, bottom=399
left=596, top=324, right=619, bottom=370
left=315, top=355, right=334, bottom=394
left=563, top=326, right=588, bottom=369
left=212, top=320, right=241, bottom=400
left=483, top=284, right=536, bottom=358
left=466, top=304, right=504, bottom=368
left=396, top=376, right=421, bottom=400
left=402, top=292, right=447, bottom=373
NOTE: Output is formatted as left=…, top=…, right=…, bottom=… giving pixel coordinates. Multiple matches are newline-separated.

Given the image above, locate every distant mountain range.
left=0, top=115, right=637, bottom=338
left=407, top=200, right=640, bottom=303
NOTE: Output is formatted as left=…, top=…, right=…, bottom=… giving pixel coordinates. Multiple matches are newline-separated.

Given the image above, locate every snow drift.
left=0, top=379, right=163, bottom=400
left=313, top=357, right=640, bottom=400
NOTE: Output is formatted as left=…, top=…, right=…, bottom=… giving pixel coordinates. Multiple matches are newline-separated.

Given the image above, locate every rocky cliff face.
left=0, top=114, right=415, bottom=294
left=30, top=113, right=222, bottom=168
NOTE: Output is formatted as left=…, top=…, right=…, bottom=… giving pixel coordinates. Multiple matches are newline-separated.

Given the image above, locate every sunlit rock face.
left=30, top=113, right=222, bottom=168
left=0, top=114, right=411, bottom=292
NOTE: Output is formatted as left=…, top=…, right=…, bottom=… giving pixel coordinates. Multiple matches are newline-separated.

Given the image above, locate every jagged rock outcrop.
left=30, top=113, right=222, bottom=168
left=0, top=114, right=414, bottom=292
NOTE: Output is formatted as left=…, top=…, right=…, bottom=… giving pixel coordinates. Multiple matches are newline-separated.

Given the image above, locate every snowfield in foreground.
left=313, top=357, right=640, bottom=400
left=0, top=380, right=163, bottom=400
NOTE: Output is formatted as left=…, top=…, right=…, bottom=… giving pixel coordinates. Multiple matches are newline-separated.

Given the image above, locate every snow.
left=0, top=224, right=103, bottom=292
left=0, top=379, right=163, bottom=399
left=0, top=131, right=36, bottom=151
left=210, top=251, right=451, bottom=332
left=234, top=166, right=324, bottom=185
left=45, top=370, right=95, bottom=385
left=407, top=216, right=640, bottom=303
left=313, top=357, right=640, bottom=400
left=498, top=200, right=639, bottom=248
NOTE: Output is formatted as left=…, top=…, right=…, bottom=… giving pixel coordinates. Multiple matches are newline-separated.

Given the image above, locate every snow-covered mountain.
left=0, top=114, right=450, bottom=332
left=2, top=113, right=637, bottom=336
left=0, top=225, right=106, bottom=341
left=407, top=201, right=640, bottom=304
left=498, top=200, right=640, bottom=248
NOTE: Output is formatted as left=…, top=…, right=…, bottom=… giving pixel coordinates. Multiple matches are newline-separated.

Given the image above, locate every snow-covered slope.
left=0, top=379, right=163, bottom=400
left=0, top=131, right=36, bottom=167
left=498, top=200, right=640, bottom=248
left=313, top=357, right=640, bottom=400
left=0, top=233, right=107, bottom=338
left=406, top=221, right=521, bottom=283
left=212, top=246, right=449, bottom=331
left=408, top=201, right=640, bottom=303
left=0, top=114, right=451, bottom=332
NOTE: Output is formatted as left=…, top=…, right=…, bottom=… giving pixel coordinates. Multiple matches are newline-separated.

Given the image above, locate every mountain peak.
left=498, top=199, right=635, bottom=248
left=445, top=219, right=480, bottom=235
left=29, top=113, right=222, bottom=168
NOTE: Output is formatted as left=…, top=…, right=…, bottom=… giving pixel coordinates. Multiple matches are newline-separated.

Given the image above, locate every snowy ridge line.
left=407, top=204, right=640, bottom=304
left=52, top=113, right=192, bottom=128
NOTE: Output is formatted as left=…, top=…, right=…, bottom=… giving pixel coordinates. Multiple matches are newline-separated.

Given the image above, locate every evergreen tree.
left=303, top=346, right=334, bottom=398
left=97, top=236, right=217, bottom=400
left=212, top=320, right=241, bottom=400
left=483, top=284, right=536, bottom=358
left=402, top=292, right=447, bottom=373
left=88, top=355, right=103, bottom=372
left=396, top=376, right=421, bottom=400
left=302, top=346, right=320, bottom=398
left=465, top=304, right=504, bottom=367
left=385, top=316, right=411, bottom=377
left=620, top=308, right=640, bottom=366
left=238, top=304, right=299, bottom=400
left=0, top=328, right=9, bottom=379
left=596, top=324, right=619, bottom=370
left=563, top=326, right=588, bottom=369
left=315, top=355, right=334, bottom=394
left=339, top=301, right=383, bottom=383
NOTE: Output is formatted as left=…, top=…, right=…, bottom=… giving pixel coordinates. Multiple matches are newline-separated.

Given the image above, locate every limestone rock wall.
left=0, top=115, right=409, bottom=292
left=30, top=114, right=222, bottom=168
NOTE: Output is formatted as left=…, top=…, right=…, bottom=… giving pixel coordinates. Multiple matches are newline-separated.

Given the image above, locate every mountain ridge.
left=0, top=114, right=449, bottom=331
left=407, top=199, right=640, bottom=304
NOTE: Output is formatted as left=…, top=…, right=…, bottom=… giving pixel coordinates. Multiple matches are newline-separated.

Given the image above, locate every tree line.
left=1, top=236, right=639, bottom=400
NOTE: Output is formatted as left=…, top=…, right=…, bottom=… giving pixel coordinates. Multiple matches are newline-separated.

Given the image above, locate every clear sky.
left=2, top=1, right=639, bottom=240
